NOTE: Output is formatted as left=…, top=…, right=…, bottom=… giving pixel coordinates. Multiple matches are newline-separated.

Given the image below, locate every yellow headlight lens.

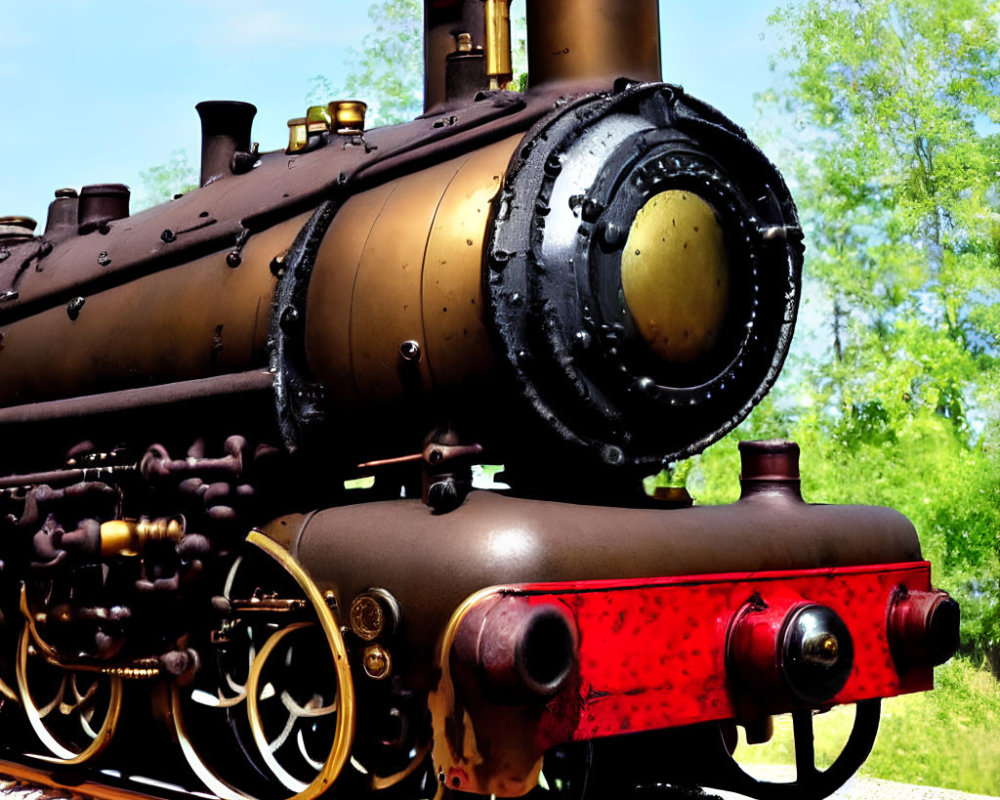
left=621, top=190, right=730, bottom=364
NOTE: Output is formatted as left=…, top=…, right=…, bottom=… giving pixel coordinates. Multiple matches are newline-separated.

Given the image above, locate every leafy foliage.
left=764, top=0, right=1000, bottom=418
left=308, top=0, right=527, bottom=126
left=690, top=0, right=1000, bottom=669
left=736, top=658, right=1000, bottom=794
left=135, top=148, right=198, bottom=211
left=308, top=0, right=423, bottom=126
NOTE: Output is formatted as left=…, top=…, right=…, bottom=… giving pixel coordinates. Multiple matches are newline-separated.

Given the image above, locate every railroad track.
left=0, top=763, right=209, bottom=800
left=2, top=766, right=995, bottom=800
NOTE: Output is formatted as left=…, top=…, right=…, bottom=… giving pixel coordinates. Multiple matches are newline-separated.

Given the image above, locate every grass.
left=733, top=658, right=1000, bottom=796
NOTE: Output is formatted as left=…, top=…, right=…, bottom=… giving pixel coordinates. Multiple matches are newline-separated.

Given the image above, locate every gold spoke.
left=170, top=533, right=355, bottom=800
left=279, top=687, right=338, bottom=719
left=37, top=674, right=67, bottom=718
left=16, top=622, right=122, bottom=764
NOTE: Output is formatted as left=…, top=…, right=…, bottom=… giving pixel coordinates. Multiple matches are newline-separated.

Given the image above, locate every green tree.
left=308, top=0, right=527, bottom=126
left=764, top=0, right=1000, bottom=423
left=704, top=0, right=1000, bottom=667
left=136, top=148, right=198, bottom=210
left=308, top=0, right=423, bottom=126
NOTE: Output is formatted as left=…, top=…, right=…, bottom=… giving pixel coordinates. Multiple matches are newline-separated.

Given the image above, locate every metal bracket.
left=268, top=200, right=339, bottom=454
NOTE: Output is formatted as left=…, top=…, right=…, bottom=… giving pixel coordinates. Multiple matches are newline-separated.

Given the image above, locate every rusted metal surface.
left=0, top=1, right=962, bottom=797
left=526, top=563, right=931, bottom=732
left=291, top=488, right=923, bottom=690
left=0, top=210, right=305, bottom=405
left=889, top=588, right=961, bottom=667
left=451, top=593, right=576, bottom=700
left=0, top=87, right=556, bottom=326
left=429, top=563, right=933, bottom=796
left=486, top=82, right=803, bottom=482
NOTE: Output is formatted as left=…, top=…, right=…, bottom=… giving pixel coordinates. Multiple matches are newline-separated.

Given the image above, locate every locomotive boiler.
left=0, top=2, right=958, bottom=799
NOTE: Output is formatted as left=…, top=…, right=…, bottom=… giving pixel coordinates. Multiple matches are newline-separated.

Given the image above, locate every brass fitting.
left=350, top=595, right=385, bottom=641
left=286, top=117, right=307, bottom=153
left=101, top=659, right=162, bottom=679
left=348, top=588, right=400, bottom=641
left=305, top=105, right=332, bottom=134
left=362, top=643, right=392, bottom=680
left=484, top=0, right=512, bottom=88
left=0, top=216, right=38, bottom=238
left=328, top=100, right=367, bottom=135
left=100, top=517, right=185, bottom=557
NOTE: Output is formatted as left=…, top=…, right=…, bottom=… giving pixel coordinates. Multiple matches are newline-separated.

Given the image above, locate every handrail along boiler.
left=0, top=2, right=958, bottom=799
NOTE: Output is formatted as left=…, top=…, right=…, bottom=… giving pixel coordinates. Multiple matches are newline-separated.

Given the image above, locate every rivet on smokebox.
left=279, top=306, right=300, bottom=332
left=399, top=339, right=421, bottom=363
left=598, top=219, right=625, bottom=251
left=270, top=252, right=287, bottom=277
left=362, top=644, right=392, bottom=680
left=67, top=297, right=86, bottom=321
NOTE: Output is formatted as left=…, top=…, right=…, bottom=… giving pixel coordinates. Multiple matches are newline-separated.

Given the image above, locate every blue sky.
left=1, top=1, right=785, bottom=224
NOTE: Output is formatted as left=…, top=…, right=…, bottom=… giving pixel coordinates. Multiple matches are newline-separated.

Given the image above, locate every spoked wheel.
left=532, top=701, right=880, bottom=800
left=171, top=530, right=355, bottom=800
left=246, top=621, right=342, bottom=792
left=16, top=621, right=123, bottom=764
left=707, top=701, right=881, bottom=800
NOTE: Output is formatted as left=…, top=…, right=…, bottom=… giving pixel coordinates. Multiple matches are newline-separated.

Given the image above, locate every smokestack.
left=195, top=101, right=257, bottom=187
left=422, top=0, right=662, bottom=113
left=526, top=0, right=661, bottom=89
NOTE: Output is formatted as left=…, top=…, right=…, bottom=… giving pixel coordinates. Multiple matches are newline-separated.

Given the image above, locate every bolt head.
left=362, top=644, right=391, bottom=680
left=399, top=339, right=421, bottom=362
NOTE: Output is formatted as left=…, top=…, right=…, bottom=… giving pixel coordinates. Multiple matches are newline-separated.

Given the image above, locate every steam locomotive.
left=0, top=2, right=958, bottom=799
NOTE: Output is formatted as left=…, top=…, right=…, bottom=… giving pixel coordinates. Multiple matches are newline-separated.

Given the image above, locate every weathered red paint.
left=726, top=588, right=815, bottom=712
left=513, top=561, right=933, bottom=747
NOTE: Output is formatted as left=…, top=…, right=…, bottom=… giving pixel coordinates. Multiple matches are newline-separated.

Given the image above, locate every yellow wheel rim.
left=171, top=531, right=355, bottom=800
left=16, top=623, right=123, bottom=764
